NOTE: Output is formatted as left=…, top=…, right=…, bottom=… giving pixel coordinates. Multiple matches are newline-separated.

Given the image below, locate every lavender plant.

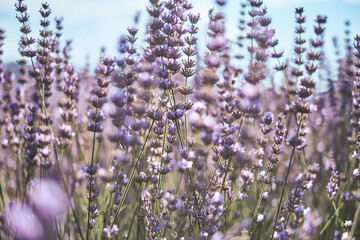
left=0, top=0, right=359, bottom=239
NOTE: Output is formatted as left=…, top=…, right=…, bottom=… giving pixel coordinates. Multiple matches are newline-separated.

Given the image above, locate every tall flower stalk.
left=85, top=57, right=115, bottom=239
left=271, top=15, right=327, bottom=239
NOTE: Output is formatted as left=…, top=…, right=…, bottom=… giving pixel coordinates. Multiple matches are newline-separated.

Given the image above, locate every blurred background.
left=0, top=0, right=359, bottom=69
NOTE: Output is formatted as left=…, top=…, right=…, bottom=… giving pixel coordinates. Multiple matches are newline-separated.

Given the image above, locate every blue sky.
left=0, top=0, right=359, bottom=70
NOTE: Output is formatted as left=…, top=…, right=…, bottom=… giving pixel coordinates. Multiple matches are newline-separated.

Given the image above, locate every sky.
left=0, top=0, right=359, bottom=70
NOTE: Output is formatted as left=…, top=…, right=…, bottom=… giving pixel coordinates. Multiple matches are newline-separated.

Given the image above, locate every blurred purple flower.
left=8, top=204, right=44, bottom=239
left=28, top=179, right=67, bottom=218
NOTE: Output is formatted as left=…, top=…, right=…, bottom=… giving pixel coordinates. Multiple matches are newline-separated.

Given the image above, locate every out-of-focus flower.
left=28, top=179, right=66, bottom=218
left=353, top=168, right=360, bottom=180
left=8, top=203, right=44, bottom=239
left=177, top=158, right=193, bottom=172
left=257, top=213, right=264, bottom=223
left=344, top=220, right=352, bottom=228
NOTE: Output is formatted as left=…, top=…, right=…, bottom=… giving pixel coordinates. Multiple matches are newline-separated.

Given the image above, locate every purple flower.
left=8, top=204, right=44, bottom=239
left=177, top=158, right=193, bottom=172
left=257, top=213, right=264, bottom=223
left=206, top=35, right=227, bottom=52
left=28, top=179, right=67, bottom=218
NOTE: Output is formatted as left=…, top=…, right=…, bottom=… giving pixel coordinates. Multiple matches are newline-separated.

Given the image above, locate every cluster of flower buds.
left=107, top=152, right=129, bottom=214
left=110, top=26, right=143, bottom=155
left=18, top=3, right=55, bottom=170
left=141, top=191, right=161, bottom=239
left=54, top=17, right=64, bottom=90
left=179, top=12, right=199, bottom=97
left=350, top=36, right=360, bottom=173
left=336, top=21, right=354, bottom=114
left=234, top=1, right=247, bottom=72
left=197, top=8, right=225, bottom=89
left=0, top=28, right=4, bottom=82
left=101, top=225, right=119, bottom=240
left=236, top=168, right=255, bottom=202
left=14, top=1, right=33, bottom=85
left=11, top=87, right=26, bottom=148
left=145, top=0, right=164, bottom=57
left=16, top=59, right=29, bottom=85
left=294, top=15, right=327, bottom=114
left=289, top=7, right=307, bottom=95
left=245, top=0, right=277, bottom=84
left=83, top=163, right=100, bottom=229
left=326, top=170, right=339, bottom=201
left=1, top=71, right=21, bottom=149
left=267, top=114, right=286, bottom=173
left=194, top=169, right=223, bottom=238
left=274, top=164, right=319, bottom=238
left=35, top=3, right=55, bottom=100
left=160, top=190, right=181, bottom=220
left=35, top=112, right=54, bottom=169
left=85, top=57, right=115, bottom=231
left=255, top=112, right=274, bottom=175
left=199, top=192, right=224, bottom=239
left=23, top=106, right=39, bottom=168
left=113, top=26, right=138, bottom=89
left=177, top=149, right=197, bottom=172
left=350, top=60, right=360, bottom=130
left=88, top=57, right=115, bottom=133
left=349, top=35, right=360, bottom=135
left=15, top=0, right=36, bottom=60
left=56, top=65, right=78, bottom=149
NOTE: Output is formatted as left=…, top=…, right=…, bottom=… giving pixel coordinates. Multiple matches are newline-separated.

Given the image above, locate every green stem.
left=86, top=127, right=97, bottom=240
left=126, top=201, right=140, bottom=240
left=319, top=202, right=343, bottom=236
left=176, top=193, right=194, bottom=240
left=0, top=181, right=5, bottom=209
left=271, top=114, right=303, bottom=240
left=201, top=117, right=244, bottom=209
left=271, top=147, right=296, bottom=239
left=157, top=119, right=168, bottom=189
left=189, top=117, right=245, bottom=235
left=110, top=120, right=155, bottom=228
left=162, top=172, right=184, bottom=238
left=349, top=196, right=360, bottom=239
left=220, top=184, right=244, bottom=217
left=250, top=183, right=266, bottom=234
left=57, top=149, right=84, bottom=240
left=15, top=148, right=21, bottom=199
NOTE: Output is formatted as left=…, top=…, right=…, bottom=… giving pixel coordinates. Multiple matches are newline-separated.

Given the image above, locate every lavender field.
left=0, top=0, right=360, bottom=239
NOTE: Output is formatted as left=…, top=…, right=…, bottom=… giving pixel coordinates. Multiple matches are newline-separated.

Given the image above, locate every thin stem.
left=221, top=157, right=232, bottom=232
left=0, top=181, right=5, bottom=209
left=126, top=201, right=140, bottom=240
left=200, top=116, right=244, bottom=210
left=189, top=117, right=245, bottom=235
left=220, top=184, right=244, bottom=217
left=319, top=201, right=343, bottom=236
left=15, top=147, right=21, bottom=199
left=56, top=149, right=84, bottom=240
left=250, top=183, right=266, bottom=234
left=166, top=87, right=200, bottom=211
left=58, top=163, right=85, bottom=240
left=157, top=118, right=168, bottom=191
left=126, top=150, right=155, bottom=239
left=330, top=129, right=356, bottom=235
left=176, top=193, right=194, bottom=240
left=86, top=128, right=97, bottom=240
left=110, top=120, right=155, bottom=228
left=349, top=196, right=360, bottom=239
left=271, top=114, right=303, bottom=240
left=162, top=172, right=184, bottom=238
